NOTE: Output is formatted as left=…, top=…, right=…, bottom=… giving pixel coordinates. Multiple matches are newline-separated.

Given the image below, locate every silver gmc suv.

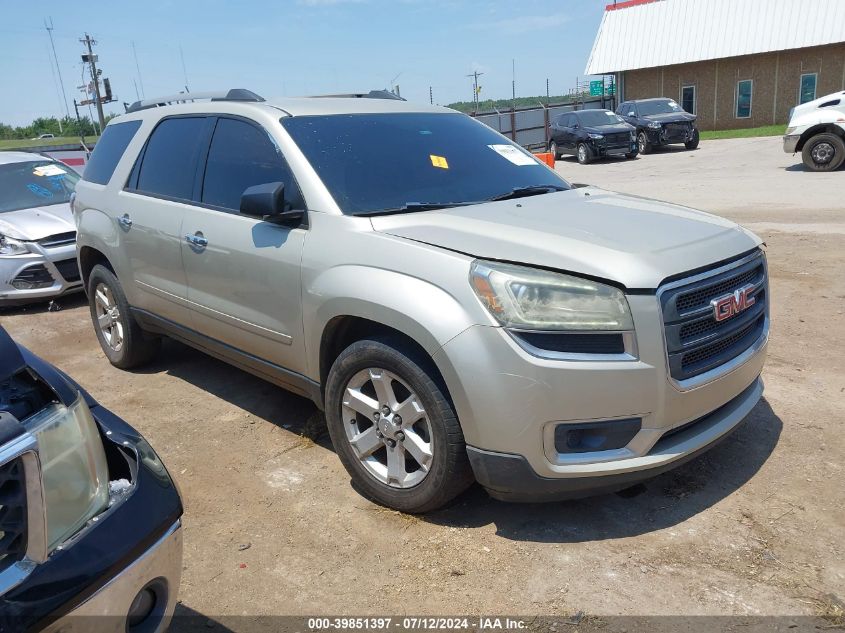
left=73, top=89, right=769, bottom=512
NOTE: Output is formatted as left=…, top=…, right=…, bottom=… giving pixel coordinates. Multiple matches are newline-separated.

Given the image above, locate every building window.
left=736, top=79, right=753, bottom=118
left=799, top=73, right=817, bottom=104
left=681, top=85, right=696, bottom=115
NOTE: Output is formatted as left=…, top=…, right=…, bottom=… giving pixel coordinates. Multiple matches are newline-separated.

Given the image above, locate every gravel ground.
left=1, top=136, right=842, bottom=628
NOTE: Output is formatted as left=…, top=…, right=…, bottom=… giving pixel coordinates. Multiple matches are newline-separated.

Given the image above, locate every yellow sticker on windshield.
left=430, top=154, right=449, bottom=169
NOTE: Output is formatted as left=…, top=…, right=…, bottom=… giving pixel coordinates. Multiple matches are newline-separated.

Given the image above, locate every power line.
left=44, top=17, right=70, bottom=118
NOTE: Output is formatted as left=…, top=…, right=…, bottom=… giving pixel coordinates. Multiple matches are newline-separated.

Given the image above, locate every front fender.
left=304, top=264, right=482, bottom=381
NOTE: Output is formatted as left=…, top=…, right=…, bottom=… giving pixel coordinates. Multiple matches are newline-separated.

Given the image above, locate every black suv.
left=548, top=109, right=638, bottom=164
left=616, top=98, right=700, bottom=154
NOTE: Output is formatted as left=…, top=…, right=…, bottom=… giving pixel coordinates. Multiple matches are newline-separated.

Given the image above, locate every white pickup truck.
left=783, top=90, right=845, bottom=171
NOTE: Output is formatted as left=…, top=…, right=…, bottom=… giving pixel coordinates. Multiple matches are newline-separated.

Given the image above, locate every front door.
left=180, top=116, right=308, bottom=375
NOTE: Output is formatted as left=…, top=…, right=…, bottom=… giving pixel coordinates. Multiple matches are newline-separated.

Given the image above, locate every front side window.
left=736, top=80, right=753, bottom=118
left=202, top=118, right=303, bottom=212
left=0, top=160, right=80, bottom=213
left=681, top=85, right=696, bottom=115
left=281, top=113, right=569, bottom=216
left=135, top=117, right=207, bottom=200
left=799, top=73, right=817, bottom=104
left=83, top=120, right=142, bottom=185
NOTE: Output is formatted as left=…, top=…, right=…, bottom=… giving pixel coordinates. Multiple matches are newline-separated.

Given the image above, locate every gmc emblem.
left=711, top=284, right=756, bottom=322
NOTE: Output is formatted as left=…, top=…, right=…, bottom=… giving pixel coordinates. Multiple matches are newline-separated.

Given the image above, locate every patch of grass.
left=0, top=136, right=98, bottom=150
left=700, top=125, right=786, bottom=140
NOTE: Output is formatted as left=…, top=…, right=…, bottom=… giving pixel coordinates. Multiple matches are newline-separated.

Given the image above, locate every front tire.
left=87, top=264, right=160, bottom=369
left=625, top=151, right=639, bottom=159
left=549, top=140, right=561, bottom=160
left=324, top=337, right=473, bottom=513
left=637, top=131, right=652, bottom=155
left=576, top=142, right=593, bottom=165
left=802, top=133, right=845, bottom=172
left=685, top=128, right=700, bottom=150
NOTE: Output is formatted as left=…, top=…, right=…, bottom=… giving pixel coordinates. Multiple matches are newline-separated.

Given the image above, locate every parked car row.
left=548, top=98, right=700, bottom=164
left=2, top=89, right=771, bottom=628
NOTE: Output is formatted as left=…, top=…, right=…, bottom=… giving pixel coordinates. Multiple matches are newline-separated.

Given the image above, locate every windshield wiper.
left=487, top=185, right=567, bottom=202
left=354, top=201, right=480, bottom=216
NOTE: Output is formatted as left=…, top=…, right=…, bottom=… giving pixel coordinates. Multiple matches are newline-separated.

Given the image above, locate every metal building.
left=585, top=0, right=845, bottom=129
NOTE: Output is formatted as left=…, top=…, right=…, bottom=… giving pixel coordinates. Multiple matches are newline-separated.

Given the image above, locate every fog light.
left=128, top=588, right=157, bottom=627
left=554, top=418, right=641, bottom=454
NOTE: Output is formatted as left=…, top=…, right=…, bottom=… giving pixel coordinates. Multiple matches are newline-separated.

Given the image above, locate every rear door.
left=560, top=114, right=577, bottom=151
left=119, top=116, right=212, bottom=325
left=181, top=116, right=308, bottom=374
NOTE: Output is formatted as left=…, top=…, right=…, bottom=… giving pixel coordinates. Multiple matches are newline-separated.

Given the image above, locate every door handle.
left=117, top=214, right=132, bottom=229
left=185, top=232, right=208, bottom=249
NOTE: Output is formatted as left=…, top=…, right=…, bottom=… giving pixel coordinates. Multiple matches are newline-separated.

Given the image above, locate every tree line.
left=0, top=114, right=119, bottom=140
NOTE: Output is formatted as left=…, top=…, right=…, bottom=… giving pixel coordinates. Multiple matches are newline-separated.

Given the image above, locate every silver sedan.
left=0, top=151, right=83, bottom=306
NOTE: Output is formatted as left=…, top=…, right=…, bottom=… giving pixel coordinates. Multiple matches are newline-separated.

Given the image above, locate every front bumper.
left=433, top=293, right=768, bottom=501
left=0, top=242, right=83, bottom=306
left=591, top=139, right=638, bottom=157
left=783, top=134, right=800, bottom=154
left=41, top=521, right=182, bottom=633
left=647, top=125, right=695, bottom=146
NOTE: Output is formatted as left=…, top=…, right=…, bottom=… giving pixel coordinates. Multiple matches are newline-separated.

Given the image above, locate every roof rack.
left=308, top=90, right=405, bottom=101
left=125, top=89, right=264, bottom=113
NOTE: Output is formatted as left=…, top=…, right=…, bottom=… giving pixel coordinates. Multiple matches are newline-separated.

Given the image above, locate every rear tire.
left=87, top=264, right=160, bottom=369
left=685, top=128, right=700, bottom=150
left=576, top=142, right=593, bottom=165
left=324, top=337, right=473, bottom=513
left=801, top=133, right=845, bottom=172
left=637, top=131, right=652, bottom=155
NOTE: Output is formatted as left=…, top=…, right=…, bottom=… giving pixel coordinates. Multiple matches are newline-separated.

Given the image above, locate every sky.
left=0, top=0, right=608, bottom=127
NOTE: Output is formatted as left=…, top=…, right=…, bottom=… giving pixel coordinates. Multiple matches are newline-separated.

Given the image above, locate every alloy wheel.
left=578, top=144, right=586, bottom=163
left=94, top=282, right=124, bottom=352
left=341, top=367, right=434, bottom=489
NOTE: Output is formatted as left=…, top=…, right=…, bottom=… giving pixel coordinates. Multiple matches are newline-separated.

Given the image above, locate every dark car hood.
left=642, top=112, right=697, bottom=124
left=371, top=187, right=761, bottom=289
left=582, top=123, right=635, bottom=134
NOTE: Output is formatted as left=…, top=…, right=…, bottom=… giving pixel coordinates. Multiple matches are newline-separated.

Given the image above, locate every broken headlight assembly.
left=24, top=395, right=110, bottom=550
left=0, top=234, right=29, bottom=256
left=469, top=260, right=633, bottom=332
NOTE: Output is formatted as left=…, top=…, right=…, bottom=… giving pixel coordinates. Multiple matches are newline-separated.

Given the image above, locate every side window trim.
left=123, top=114, right=215, bottom=204
left=197, top=114, right=307, bottom=216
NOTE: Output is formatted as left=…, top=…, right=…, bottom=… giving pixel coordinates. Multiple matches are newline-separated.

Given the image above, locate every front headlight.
left=0, top=234, right=29, bottom=256
left=470, top=260, right=633, bottom=331
left=23, top=395, right=110, bottom=550
left=588, top=133, right=604, bottom=140
left=647, top=121, right=662, bottom=129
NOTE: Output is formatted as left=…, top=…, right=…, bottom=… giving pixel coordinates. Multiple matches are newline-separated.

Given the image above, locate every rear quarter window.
left=82, top=120, right=142, bottom=185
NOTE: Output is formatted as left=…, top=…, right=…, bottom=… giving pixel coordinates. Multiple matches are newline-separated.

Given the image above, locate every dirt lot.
left=1, top=136, right=843, bottom=625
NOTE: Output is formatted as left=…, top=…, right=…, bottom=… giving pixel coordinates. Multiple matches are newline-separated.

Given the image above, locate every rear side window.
left=135, top=117, right=207, bottom=200
left=82, top=120, right=142, bottom=185
left=201, top=117, right=304, bottom=212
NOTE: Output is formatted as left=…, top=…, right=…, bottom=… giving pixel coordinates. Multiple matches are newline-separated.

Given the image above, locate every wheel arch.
left=78, top=246, right=116, bottom=294
left=796, top=124, right=845, bottom=152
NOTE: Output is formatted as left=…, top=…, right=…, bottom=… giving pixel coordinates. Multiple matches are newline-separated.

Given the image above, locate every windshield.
left=576, top=110, right=625, bottom=126
left=0, top=160, right=80, bottom=213
left=281, top=113, right=569, bottom=215
left=638, top=100, right=684, bottom=116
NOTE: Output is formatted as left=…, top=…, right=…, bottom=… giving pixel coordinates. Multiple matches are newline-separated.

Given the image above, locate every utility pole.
left=179, top=45, right=190, bottom=92
left=546, top=78, right=550, bottom=104
left=429, top=86, right=433, bottom=105
left=466, top=70, right=483, bottom=113
left=80, top=33, right=106, bottom=131
left=131, top=41, right=145, bottom=99
left=45, top=17, right=70, bottom=119
left=512, top=59, right=516, bottom=110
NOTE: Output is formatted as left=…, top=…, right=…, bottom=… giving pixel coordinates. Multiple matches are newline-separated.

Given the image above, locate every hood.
left=0, top=203, right=74, bottom=241
left=642, top=112, right=696, bottom=124
left=788, top=90, right=845, bottom=125
left=0, top=326, right=25, bottom=381
left=583, top=123, right=635, bottom=134
left=371, top=188, right=761, bottom=289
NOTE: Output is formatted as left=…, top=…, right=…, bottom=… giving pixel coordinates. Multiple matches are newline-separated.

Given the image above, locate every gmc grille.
left=660, top=251, right=768, bottom=381
left=0, top=457, right=28, bottom=573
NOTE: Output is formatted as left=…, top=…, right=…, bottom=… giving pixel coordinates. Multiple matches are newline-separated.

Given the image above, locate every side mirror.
left=240, top=182, right=304, bottom=225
